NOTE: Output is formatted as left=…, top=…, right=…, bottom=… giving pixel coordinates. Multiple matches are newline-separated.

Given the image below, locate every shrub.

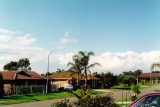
left=52, top=95, right=119, bottom=107
left=74, top=95, right=119, bottom=107
left=51, top=99, right=72, bottom=107
left=130, top=84, right=141, bottom=96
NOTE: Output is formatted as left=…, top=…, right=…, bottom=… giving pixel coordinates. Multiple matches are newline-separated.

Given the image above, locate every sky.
left=0, top=0, right=160, bottom=74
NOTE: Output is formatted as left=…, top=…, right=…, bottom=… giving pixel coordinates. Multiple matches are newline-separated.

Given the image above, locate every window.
left=134, top=95, right=160, bottom=107
left=25, top=81, right=28, bottom=87
left=92, top=80, right=96, bottom=87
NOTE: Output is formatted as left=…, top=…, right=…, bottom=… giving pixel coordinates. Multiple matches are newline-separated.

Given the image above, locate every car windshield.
left=134, top=95, right=160, bottom=107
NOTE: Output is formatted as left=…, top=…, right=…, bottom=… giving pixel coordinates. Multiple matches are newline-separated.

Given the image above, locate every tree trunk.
left=84, top=67, right=88, bottom=88
left=77, top=73, right=79, bottom=85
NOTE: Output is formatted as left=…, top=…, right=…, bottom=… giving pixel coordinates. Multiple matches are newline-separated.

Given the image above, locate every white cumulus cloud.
left=1, top=29, right=160, bottom=75
left=60, top=31, right=77, bottom=45
left=49, top=50, right=160, bottom=74
left=0, top=28, right=49, bottom=73
left=90, top=51, right=160, bottom=74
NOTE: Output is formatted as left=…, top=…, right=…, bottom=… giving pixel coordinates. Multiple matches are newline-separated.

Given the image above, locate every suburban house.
left=49, top=71, right=100, bottom=91
left=138, top=73, right=160, bottom=84
left=1, top=70, right=47, bottom=95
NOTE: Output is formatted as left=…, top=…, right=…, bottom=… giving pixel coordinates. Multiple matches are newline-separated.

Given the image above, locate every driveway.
left=1, top=84, right=160, bottom=107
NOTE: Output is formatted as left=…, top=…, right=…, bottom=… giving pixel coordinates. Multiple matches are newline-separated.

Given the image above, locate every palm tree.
left=67, top=56, right=83, bottom=85
left=150, top=62, right=160, bottom=84
left=56, top=68, right=65, bottom=73
left=151, top=62, right=160, bottom=71
left=77, top=51, right=100, bottom=87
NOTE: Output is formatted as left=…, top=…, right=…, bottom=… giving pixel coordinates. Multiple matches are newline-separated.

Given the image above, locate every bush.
left=52, top=95, right=119, bottom=107
left=51, top=99, right=72, bottom=107
left=130, top=84, right=140, bottom=96
left=74, top=95, right=119, bottom=107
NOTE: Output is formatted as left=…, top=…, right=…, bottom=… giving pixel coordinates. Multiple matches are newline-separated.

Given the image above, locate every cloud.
left=90, top=51, right=160, bottom=74
left=49, top=50, right=160, bottom=74
left=10, top=34, right=37, bottom=47
left=0, top=34, right=12, bottom=42
left=0, top=28, right=15, bottom=34
left=1, top=29, right=160, bottom=75
left=60, top=31, right=77, bottom=45
left=0, top=28, right=49, bottom=73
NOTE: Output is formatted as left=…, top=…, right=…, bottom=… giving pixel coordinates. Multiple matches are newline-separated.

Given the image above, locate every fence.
left=8, top=85, right=45, bottom=95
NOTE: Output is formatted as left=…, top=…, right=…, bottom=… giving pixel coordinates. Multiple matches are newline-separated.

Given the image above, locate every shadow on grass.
left=2, top=94, right=34, bottom=100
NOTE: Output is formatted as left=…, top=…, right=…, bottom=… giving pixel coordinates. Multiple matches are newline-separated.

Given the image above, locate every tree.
left=133, top=69, right=142, bottom=77
left=18, top=58, right=31, bottom=71
left=122, top=71, right=134, bottom=76
left=151, top=62, right=160, bottom=72
left=56, top=68, right=65, bottom=73
left=67, top=55, right=83, bottom=85
left=100, top=72, right=117, bottom=88
left=118, top=75, right=136, bottom=86
left=75, top=51, right=100, bottom=87
left=3, top=58, right=31, bottom=71
left=130, top=84, right=141, bottom=96
left=3, top=61, right=18, bottom=70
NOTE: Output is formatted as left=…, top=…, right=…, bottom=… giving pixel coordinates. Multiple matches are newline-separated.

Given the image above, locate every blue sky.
left=0, top=0, right=160, bottom=74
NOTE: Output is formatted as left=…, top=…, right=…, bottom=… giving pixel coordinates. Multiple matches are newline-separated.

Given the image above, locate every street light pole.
left=45, top=48, right=64, bottom=94
left=46, top=51, right=53, bottom=94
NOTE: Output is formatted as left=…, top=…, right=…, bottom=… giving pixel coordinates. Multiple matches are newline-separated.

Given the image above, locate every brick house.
left=49, top=71, right=100, bottom=91
left=138, top=73, right=160, bottom=84
left=1, top=70, right=46, bottom=95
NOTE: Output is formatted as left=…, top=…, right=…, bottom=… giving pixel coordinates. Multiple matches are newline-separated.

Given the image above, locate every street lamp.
left=45, top=48, right=64, bottom=94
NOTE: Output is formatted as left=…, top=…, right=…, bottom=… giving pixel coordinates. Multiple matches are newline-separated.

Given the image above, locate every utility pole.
left=45, top=48, right=64, bottom=94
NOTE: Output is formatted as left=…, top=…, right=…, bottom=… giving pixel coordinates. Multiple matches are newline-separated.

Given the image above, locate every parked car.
left=128, top=93, right=160, bottom=107
left=64, top=84, right=73, bottom=91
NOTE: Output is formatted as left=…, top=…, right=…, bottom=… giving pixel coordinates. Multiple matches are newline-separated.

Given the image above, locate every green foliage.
left=56, top=68, right=65, bottom=73
left=118, top=75, right=136, bottom=86
left=151, top=62, right=160, bottom=71
left=117, top=69, right=143, bottom=86
left=0, top=92, right=69, bottom=105
left=51, top=99, right=72, bottom=107
left=74, top=95, right=119, bottom=107
left=52, top=95, right=119, bottom=107
left=111, top=85, right=130, bottom=89
left=68, top=51, right=100, bottom=87
left=100, top=72, right=117, bottom=88
left=3, top=61, right=18, bottom=70
left=134, top=69, right=142, bottom=77
left=130, top=84, right=141, bottom=95
left=3, top=58, right=31, bottom=71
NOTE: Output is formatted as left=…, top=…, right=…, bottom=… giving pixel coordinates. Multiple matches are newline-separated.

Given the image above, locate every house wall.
left=3, top=80, right=46, bottom=95
left=50, top=80, right=69, bottom=91
left=138, top=78, right=160, bottom=84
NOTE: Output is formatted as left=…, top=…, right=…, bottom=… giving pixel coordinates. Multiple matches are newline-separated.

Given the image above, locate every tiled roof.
left=49, top=71, right=100, bottom=80
left=49, top=72, right=72, bottom=79
left=138, top=73, right=160, bottom=78
left=2, top=71, right=17, bottom=80
left=1, top=70, right=46, bottom=80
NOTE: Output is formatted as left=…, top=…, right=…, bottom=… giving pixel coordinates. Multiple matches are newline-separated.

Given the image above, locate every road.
left=1, top=84, right=160, bottom=107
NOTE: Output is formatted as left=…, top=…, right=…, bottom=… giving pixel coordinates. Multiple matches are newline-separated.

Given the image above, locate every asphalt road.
left=1, top=84, right=160, bottom=107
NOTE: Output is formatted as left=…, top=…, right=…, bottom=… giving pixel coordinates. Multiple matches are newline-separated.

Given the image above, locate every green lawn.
left=0, top=92, right=69, bottom=105
left=111, top=85, right=130, bottom=90
left=0, top=89, right=98, bottom=105
left=111, top=83, right=153, bottom=90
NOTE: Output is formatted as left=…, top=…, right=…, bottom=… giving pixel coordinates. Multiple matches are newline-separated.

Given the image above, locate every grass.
left=138, top=83, right=151, bottom=88
left=111, top=85, right=130, bottom=90
left=111, top=83, right=153, bottom=90
left=0, top=92, right=69, bottom=105
left=154, top=89, right=160, bottom=92
left=0, top=89, right=98, bottom=105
